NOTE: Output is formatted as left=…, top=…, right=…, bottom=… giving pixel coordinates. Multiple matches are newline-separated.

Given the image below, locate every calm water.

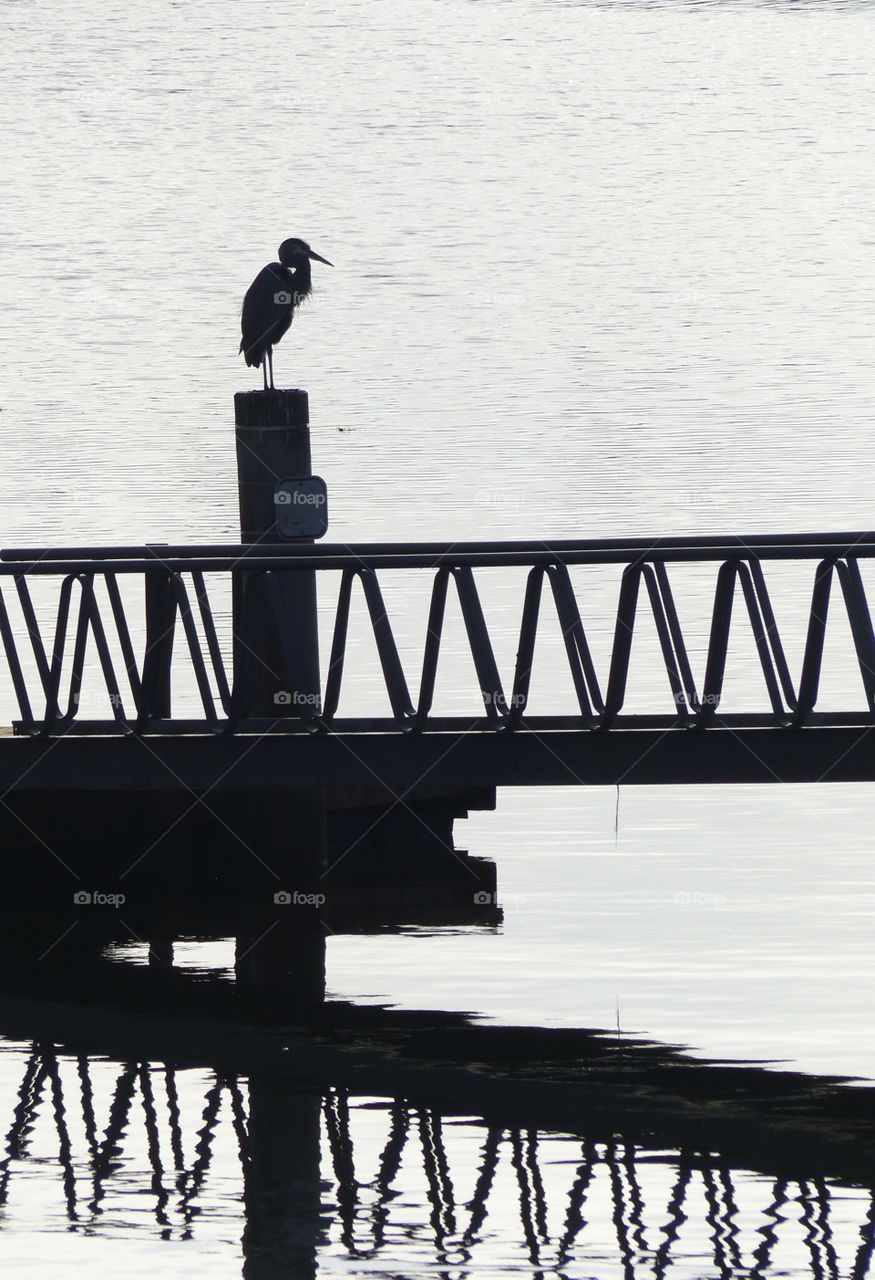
left=2, top=0, right=875, bottom=1273
left=3, top=1036, right=873, bottom=1280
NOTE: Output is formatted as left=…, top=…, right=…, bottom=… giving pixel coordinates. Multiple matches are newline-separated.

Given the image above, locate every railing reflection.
left=1, top=1044, right=873, bottom=1278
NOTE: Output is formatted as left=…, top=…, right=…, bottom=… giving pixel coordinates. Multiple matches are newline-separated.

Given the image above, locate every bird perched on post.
left=240, top=238, right=333, bottom=390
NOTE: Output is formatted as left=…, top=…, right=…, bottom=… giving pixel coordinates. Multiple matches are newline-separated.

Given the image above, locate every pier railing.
left=2, top=531, right=875, bottom=735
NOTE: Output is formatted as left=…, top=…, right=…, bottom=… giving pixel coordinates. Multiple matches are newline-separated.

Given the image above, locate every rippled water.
left=3, top=0, right=875, bottom=1272
left=0, top=1026, right=872, bottom=1280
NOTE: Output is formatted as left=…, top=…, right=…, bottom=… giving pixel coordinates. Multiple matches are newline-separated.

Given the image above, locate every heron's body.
left=239, top=238, right=332, bottom=389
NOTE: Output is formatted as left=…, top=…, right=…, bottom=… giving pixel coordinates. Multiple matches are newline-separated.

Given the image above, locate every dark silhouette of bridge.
left=0, top=956, right=873, bottom=1280
left=2, top=1042, right=873, bottom=1279
left=2, top=532, right=875, bottom=791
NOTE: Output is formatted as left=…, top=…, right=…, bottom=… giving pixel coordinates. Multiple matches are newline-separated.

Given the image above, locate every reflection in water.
left=1, top=1041, right=874, bottom=1278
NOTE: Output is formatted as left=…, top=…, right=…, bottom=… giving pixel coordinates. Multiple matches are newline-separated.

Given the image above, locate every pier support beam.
left=242, top=1077, right=323, bottom=1279
left=233, top=389, right=320, bottom=717
left=232, top=389, right=326, bottom=1005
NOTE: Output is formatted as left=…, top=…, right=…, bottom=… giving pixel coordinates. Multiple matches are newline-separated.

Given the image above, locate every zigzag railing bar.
left=89, top=1064, right=139, bottom=1219
left=319, top=569, right=414, bottom=725
left=356, top=568, right=414, bottom=723
left=222, top=1077, right=250, bottom=1171
left=643, top=565, right=692, bottom=719
left=451, top=567, right=506, bottom=723
left=793, top=559, right=837, bottom=726
left=103, top=574, right=143, bottom=708
left=749, top=560, right=798, bottom=709
left=699, top=561, right=790, bottom=727
left=177, top=1076, right=224, bottom=1222
left=555, top=1140, right=599, bottom=1267
left=851, top=1191, right=875, bottom=1280
left=653, top=562, right=699, bottom=712
left=80, top=576, right=134, bottom=730
left=323, top=1089, right=360, bottom=1254
left=508, top=567, right=544, bottom=729
left=14, top=574, right=52, bottom=698
left=653, top=1158, right=694, bottom=1280
left=835, top=560, right=875, bottom=711
left=419, top=1110, right=457, bottom=1249
left=170, top=576, right=220, bottom=727
left=0, top=1051, right=45, bottom=1209
left=620, top=1141, right=648, bottom=1257
left=414, top=568, right=451, bottom=727
left=545, top=564, right=603, bottom=718
left=702, top=1163, right=735, bottom=1276
left=370, top=1102, right=413, bottom=1252
left=322, top=568, right=355, bottom=720
left=136, top=1064, right=171, bottom=1228
left=509, top=1128, right=543, bottom=1262
left=605, top=1137, right=639, bottom=1276
left=43, top=575, right=80, bottom=730
left=603, top=565, right=690, bottom=728
left=191, top=572, right=232, bottom=714
left=168, top=574, right=221, bottom=728
left=43, top=576, right=140, bottom=733
left=736, top=563, right=786, bottom=717
left=0, top=587, right=35, bottom=731
left=42, top=1050, right=79, bottom=1221
left=458, top=1125, right=502, bottom=1250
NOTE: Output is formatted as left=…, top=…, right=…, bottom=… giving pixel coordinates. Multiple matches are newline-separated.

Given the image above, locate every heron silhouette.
left=240, top=238, right=333, bottom=390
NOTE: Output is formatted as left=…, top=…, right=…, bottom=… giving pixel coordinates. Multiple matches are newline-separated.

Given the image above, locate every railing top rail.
left=4, top=530, right=875, bottom=565
left=1, top=533, right=875, bottom=573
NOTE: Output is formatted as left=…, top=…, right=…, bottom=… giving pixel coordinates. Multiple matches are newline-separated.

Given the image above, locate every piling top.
left=234, top=389, right=309, bottom=429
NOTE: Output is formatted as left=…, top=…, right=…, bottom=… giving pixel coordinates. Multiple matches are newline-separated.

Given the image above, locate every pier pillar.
left=242, top=1076, right=323, bottom=1279
left=233, top=389, right=320, bottom=718
left=232, top=389, right=326, bottom=1006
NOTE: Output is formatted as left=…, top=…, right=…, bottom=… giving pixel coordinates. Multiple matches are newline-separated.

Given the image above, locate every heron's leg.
left=267, top=347, right=275, bottom=390
left=262, top=357, right=268, bottom=391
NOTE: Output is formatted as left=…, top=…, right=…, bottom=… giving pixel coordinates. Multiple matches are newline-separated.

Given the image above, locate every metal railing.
left=2, top=531, right=875, bottom=735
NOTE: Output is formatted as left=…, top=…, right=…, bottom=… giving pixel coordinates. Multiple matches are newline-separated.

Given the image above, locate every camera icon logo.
left=274, top=290, right=292, bottom=305
left=473, top=890, right=493, bottom=905
left=274, top=691, right=292, bottom=705
left=73, top=890, right=92, bottom=905
left=273, top=490, right=292, bottom=505
left=274, top=890, right=291, bottom=905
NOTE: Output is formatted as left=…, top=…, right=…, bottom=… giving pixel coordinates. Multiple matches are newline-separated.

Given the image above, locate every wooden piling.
left=231, top=388, right=326, bottom=1006
left=233, top=389, right=320, bottom=718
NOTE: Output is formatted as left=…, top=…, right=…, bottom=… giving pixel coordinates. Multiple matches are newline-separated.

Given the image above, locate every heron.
left=240, top=238, right=333, bottom=390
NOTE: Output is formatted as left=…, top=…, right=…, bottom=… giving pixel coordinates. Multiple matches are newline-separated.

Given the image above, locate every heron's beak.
left=308, top=249, right=334, bottom=267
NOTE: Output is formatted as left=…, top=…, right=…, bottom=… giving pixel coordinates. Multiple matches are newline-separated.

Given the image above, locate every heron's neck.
left=290, top=255, right=312, bottom=299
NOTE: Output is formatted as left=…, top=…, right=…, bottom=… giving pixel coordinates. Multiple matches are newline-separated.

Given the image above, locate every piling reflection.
left=1, top=1039, right=874, bottom=1278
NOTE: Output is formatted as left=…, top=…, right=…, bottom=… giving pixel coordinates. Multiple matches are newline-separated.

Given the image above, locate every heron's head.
left=278, top=238, right=334, bottom=268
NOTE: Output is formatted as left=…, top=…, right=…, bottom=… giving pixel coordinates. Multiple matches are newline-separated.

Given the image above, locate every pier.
left=2, top=389, right=875, bottom=988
